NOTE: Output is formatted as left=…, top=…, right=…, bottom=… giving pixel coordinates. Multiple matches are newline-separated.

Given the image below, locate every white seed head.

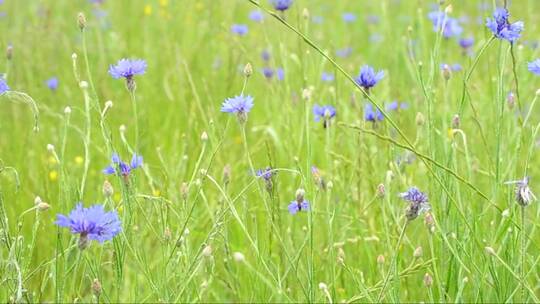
left=484, top=246, right=496, bottom=256
left=119, top=124, right=126, bottom=133
left=201, top=131, right=208, bottom=142
left=64, top=106, right=72, bottom=114
left=233, top=252, right=245, bottom=262
left=79, top=81, right=88, bottom=89
left=105, top=100, right=113, bottom=108
left=413, top=246, right=423, bottom=258
left=202, top=245, right=212, bottom=257
left=71, top=53, right=78, bottom=60
left=37, top=202, right=50, bottom=211
left=318, top=282, right=328, bottom=291
left=47, top=144, right=55, bottom=152
left=34, top=196, right=42, bottom=205
left=501, top=209, right=510, bottom=218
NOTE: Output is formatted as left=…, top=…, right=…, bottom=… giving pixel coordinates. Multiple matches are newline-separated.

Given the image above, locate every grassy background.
left=1, top=0, right=540, bottom=302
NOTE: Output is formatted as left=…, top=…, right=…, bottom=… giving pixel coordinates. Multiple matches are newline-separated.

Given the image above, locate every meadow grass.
left=1, top=0, right=540, bottom=302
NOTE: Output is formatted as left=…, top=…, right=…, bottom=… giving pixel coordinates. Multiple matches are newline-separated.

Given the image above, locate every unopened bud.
left=295, top=188, right=305, bottom=202
left=451, top=114, right=460, bottom=129
left=243, top=63, right=253, bottom=77
left=377, top=183, right=385, bottom=198
left=416, top=112, right=425, bottom=126
left=233, top=252, right=245, bottom=262
left=442, top=64, right=451, bottom=80
left=78, top=12, right=87, bottom=30
left=318, top=282, right=328, bottom=291
left=47, top=144, right=55, bottom=152
left=302, top=8, right=310, bottom=20
left=64, top=106, right=72, bottom=114
left=164, top=227, right=172, bottom=241
left=377, top=254, right=385, bottom=264
left=202, top=245, right=212, bottom=257
left=6, top=44, right=12, bottom=60
left=79, top=81, right=88, bottom=89
left=37, top=202, right=50, bottom=211
left=484, top=246, right=496, bottom=256
left=119, top=124, right=126, bottom=133
left=507, top=92, right=515, bottom=109
left=424, top=212, right=435, bottom=233
left=92, top=278, right=102, bottom=297
left=413, top=246, right=423, bottom=258
left=180, top=182, right=188, bottom=200
left=222, top=164, right=231, bottom=186
left=201, top=131, right=208, bottom=142
left=423, top=273, right=433, bottom=287
left=71, top=53, right=78, bottom=60
left=103, top=180, right=114, bottom=197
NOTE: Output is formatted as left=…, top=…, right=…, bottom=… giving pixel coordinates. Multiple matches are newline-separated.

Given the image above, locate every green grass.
left=1, top=0, right=540, bottom=302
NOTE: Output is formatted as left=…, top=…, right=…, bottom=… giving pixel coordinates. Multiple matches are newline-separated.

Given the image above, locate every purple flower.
left=486, top=8, right=523, bottom=43
left=288, top=189, right=309, bottom=215
left=231, top=24, right=248, bottom=36
left=262, top=67, right=274, bottom=79
left=46, top=77, right=59, bottom=91
left=342, top=12, right=357, bottom=23
left=459, top=37, right=474, bottom=49
left=0, top=78, right=9, bottom=94
left=505, top=177, right=536, bottom=207
left=336, top=47, right=352, bottom=58
left=221, top=94, right=254, bottom=118
left=386, top=101, right=409, bottom=111
left=313, top=104, right=336, bottom=123
left=249, top=10, right=264, bottom=22
left=56, top=203, right=121, bottom=249
left=364, top=103, right=383, bottom=122
left=440, top=63, right=462, bottom=72
left=109, top=58, right=147, bottom=79
left=103, top=153, right=143, bottom=178
left=355, top=65, right=384, bottom=90
left=276, top=68, right=284, bottom=81
left=399, top=187, right=431, bottom=221
left=256, top=167, right=274, bottom=192
left=270, top=0, right=293, bottom=11
left=321, top=72, right=334, bottom=82
left=528, top=59, right=540, bottom=75
left=261, top=50, right=271, bottom=61
left=427, top=11, right=462, bottom=38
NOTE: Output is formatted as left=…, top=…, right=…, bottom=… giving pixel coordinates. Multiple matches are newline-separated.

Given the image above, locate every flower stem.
left=377, top=220, right=408, bottom=302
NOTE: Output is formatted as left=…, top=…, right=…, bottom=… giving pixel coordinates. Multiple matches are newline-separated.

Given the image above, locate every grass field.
left=1, top=0, right=540, bottom=302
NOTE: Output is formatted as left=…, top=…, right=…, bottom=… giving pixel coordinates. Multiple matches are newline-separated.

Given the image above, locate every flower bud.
left=423, top=273, right=433, bottom=287
left=302, top=8, right=310, bottom=20
left=222, top=164, right=231, bottom=186
left=79, top=81, right=88, bottom=89
left=201, top=131, right=208, bottom=142
left=202, top=245, right=212, bottom=257
left=243, top=63, right=253, bottom=77
left=180, top=182, right=189, bottom=200
left=376, top=183, right=385, bottom=198
left=37, top=202, right=50, bottom=211
left=377, top=254, right=385, bottom=264
left=233, top=251, right=245, bottom=262
left=318, top=282, right=328, bottom=291
left=451, top=114, right=460, bottom=129
left=92, top=278, right=102, bottom=297
left=103, top=180, right=114, bottom=197
left=484, top=246, right=496, bottom=256
left=507, top=92, right=515, bottom=109
left=442, top=64, right=451, bottom=80
left=295, top=188, right=305, bottom=202
left=47, top=144, right=55, bottom=152
left=413, top=246, right=423, bottom=258
left=416, top=112, right=425, bottom=126
left=64, top=106, right=72, bottom=114
left=78, top=12, right=87, bottom=30
left=6, top=44, right=12, bottom=61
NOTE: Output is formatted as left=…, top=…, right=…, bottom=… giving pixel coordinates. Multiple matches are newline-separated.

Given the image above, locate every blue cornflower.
left=288, top=189, right=310, bottom=215
left=262, top=67, right=274, bottom=79
left=276, top=68, right=284, bottom=81
left=256, top=167, right=274, bottom=192
left=427, top=11, right=462, bottom=38
left=321, top=72, right=334, bottom=82
left=486, top=8, right=523, bottom=43
left=0, top=78, right=9, bottom=94
left=313, top=104, right=336, bottom=127
left=528, top=59, right=540, bottom=75
left=46, top=77, right=59, bottom=91
left=221, top=94, right=254, bottom=122
left=335, top=47, right=352, bottom=58
left=109, top=58, right=147, bottom=79
left=231, top=24, right=248, bottom=36
left=440, top=63, right=462, bottom=72
left=355, top=65, right=384, bottom=90
left=342, top=12, right=357, bottom=23
left=364, top=103, right=383, bottom=122
left=56, top=203, right=121, bottom=249
left=103, top=153, right=143, bottom=178
left=270, top=0, right=293, bottom=12
left=261, top=50, right=271, bottom=61
left=505, top=177, right=536, bottom=207
left=249, top=10, right=264, bottom=22
left=399, top=187, right=431, bottom=221
left=386, top=101, right=409, bottom=111
left=459, top=37, right=474, bottom=49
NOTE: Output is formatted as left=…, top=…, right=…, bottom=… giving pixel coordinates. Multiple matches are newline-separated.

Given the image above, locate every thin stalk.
left=377, top=221, right=408, bottom=302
